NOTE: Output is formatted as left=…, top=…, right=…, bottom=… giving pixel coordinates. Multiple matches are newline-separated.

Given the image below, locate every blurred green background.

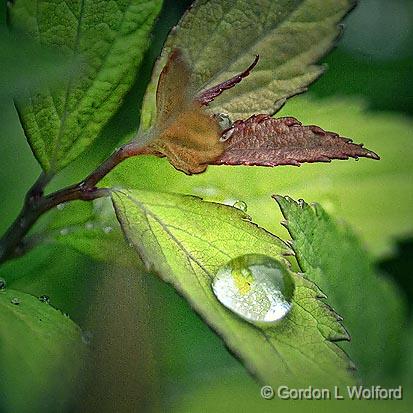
left=1, top=0, right=412, bottom=412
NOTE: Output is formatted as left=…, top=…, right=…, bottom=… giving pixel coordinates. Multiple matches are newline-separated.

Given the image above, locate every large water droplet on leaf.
left=212, top=254, right=294, bottom=325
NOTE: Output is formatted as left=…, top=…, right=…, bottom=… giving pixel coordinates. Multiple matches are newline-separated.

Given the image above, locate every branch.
left=0, top=141, right=147, bottom=264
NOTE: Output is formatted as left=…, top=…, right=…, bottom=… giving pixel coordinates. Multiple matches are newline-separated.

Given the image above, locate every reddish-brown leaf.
left=145, top=49, right=223, bottom=175
left=214, top=115, right=379, bottom=167
left=196, top=55, right=259, bottom=106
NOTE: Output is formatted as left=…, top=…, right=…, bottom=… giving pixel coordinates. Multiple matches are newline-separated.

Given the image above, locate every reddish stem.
left=0, top=141, right=147, bottom=263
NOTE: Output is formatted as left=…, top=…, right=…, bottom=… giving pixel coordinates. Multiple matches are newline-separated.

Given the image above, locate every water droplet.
left=103, top=226, right=113, bottom=234
left=92, top=197, right=114, bottom=220
left=212, top=254, right=294, bottom=325
left=81, top=330, right=93, bottom=345
left=59, top=228, right=69, bottom=236
left=0, top=278, right=6, bottom=290
left=10, top=297, right=20, bottom=305
left=39, top=295, right=50, bottom=304
left=223, top=198, right=237, bottom=206
left=85, top=221, right=94, bottom=230
left=220, top=127, right=235, bottom=142
left=233, top=200, right=248, bottom=213
left=216, top=113, right=232, bottom=130
left=192, top=186, right=219, bottom=196
left=56, top=202, right=66, bottom=211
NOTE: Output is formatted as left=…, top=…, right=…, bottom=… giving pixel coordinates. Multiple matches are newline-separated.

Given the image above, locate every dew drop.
left=10, top=297, right=20, bottom=305
left=39, top=295, right=50, bottom=304
left=0, top=278, right=6, bottom=291
left=212, top=254, right=294, bottom=325
left=56, top=202, right=66, bottom=211
left=216, top=113, right=232, bottom=130
left=233, top=200, right=248, bottom=213
left=192, top=186, right=219, bottom=196
left=220, top=127, right=235, bottom=142
left=59, top=228, right=69, bottom=236
left=103, top=226, right=113, bottom=234
left=85, top=222, right=94, bottom=230
left=81, top=330, right=93, bottom=345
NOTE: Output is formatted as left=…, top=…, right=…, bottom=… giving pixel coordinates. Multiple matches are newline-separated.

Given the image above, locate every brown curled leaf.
left=196, top=55, right=260, bottom=106
left=214, top=115, right=380, bottom=167
left=145, top=49, right=223, bottom=175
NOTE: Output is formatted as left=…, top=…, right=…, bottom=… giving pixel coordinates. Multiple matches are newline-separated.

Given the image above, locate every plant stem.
left=0, top=141, right=148, bottom=264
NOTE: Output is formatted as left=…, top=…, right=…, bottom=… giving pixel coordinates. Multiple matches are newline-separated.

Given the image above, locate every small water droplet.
left=81, top=330, right=93, bottom=345
left=85, top=222, right=94, bottom=230
left=10, top=297, right=20, bottom=305
left=220, top=127, right=235, bottom=142
left=223, top=198, right=237, bottom=206
left=103, top=226, right=113, bottom=234
left=56, top=202, right=66, bottom=211
left=216, top=113, right=232, bottom=130
left=39, top=295, right=50, bottom=304
left=233, top=200, right=248, bottom=213
left=192, top=186, right=219, bottom=196
left=0, top=278, right=6, bottom=290
left=212, top=254, right=294, bottom=325
left=59, top=228, right=69, bottom=236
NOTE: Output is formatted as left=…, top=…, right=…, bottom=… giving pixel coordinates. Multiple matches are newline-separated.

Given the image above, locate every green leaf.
left=10, top=0, right=163, bottom=173
left=275, top=196, right=406, bottom=383
left=30, top=198, right=135, bottom=266
left=139, top=0, right=355, bottom=130
left=0, top=289, right=86, bottom=413
left=106, top=97, right=413, bottom=258
left=111, top=189, right=355, bottom=387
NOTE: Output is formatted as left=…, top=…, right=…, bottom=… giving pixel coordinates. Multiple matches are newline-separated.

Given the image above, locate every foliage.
left=10, top=0, right=163, bottom=173
left=112, top=189, right=354, bottom=387
left=276, top=196, right=406, bottom=383
left=0, top=289, right=85, bottom=413
left=0, top=0, right=412, bottom=411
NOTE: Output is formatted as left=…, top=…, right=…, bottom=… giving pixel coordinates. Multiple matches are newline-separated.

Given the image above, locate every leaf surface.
left=215, top=115, right=379, bottom=166
left=24, top=198, right=134, bottom=267
left=275, top=196, right=406, bottom=382
left=0, top=289, right=86, bottom=412
left=10, top=0, right=163, bottom=172
left=111, top=189, right=355, bottom=387
left=139, top=0, right=356, bottom=129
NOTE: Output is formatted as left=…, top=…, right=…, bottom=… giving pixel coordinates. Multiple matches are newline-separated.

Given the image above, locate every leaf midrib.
left=51, top=0, right=86, bottom=171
